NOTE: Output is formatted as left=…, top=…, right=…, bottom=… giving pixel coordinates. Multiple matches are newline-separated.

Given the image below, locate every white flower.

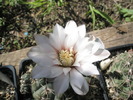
left=28, top=20, right=110, bottom=95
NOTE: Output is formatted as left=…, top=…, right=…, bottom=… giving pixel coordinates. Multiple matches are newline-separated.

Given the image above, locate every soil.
left=0, top=0, right=133, bottom=54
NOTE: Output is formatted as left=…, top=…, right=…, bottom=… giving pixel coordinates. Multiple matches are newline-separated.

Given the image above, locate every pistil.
left=59, top=49, right=75, bottom=67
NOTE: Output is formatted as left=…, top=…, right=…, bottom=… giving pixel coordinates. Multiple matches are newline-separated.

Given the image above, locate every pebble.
left=100, top=58, right=113, bottom=70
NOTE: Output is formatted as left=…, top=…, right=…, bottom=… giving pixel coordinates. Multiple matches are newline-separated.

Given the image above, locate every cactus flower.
left=28, top=20, right=110, bottom=95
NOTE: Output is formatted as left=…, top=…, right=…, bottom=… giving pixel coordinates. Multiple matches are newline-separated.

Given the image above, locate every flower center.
left=59, top=49, right=75, bottom=67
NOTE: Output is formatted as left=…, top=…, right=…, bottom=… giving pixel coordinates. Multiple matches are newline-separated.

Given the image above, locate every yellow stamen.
left=59, top=49, right=74, bottom=67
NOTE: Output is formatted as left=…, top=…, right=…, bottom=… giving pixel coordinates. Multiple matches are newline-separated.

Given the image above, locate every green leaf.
left=125, top=17, right=131, bottom=22
left=27, top=0, right=49, bottom=8
left=13, top=40, right=18, bottom=44
left=86, top=10, right=92, bottom=15
left=93, top=8, right=114, bottom=24
left=119, top=8, right=133, bottom=22
left=130, top=15, right=133, bottom=19
left=89, top=5, right=96, bottom=29
left=120, top=8, right=133, bottom=15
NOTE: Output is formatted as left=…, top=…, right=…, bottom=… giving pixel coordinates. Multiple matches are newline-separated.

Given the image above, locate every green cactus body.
left=20, top=72, right=31, bottom=94
left=33, top=83, right=54, bottom=100
left=21, top=72, right=31, bottom=83
left=31, top=78, right=45, bottom=94
left=106, top=51, right=133, bottom=100
left=20, top=64, right=55, bottom=100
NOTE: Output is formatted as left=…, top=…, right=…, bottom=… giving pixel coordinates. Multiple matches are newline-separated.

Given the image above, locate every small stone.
left=100, top=58, right=113, bottom=70
left=24, top=32, right=29, bottom=36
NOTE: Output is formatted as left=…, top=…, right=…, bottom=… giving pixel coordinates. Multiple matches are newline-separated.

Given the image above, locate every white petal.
left=53, top=73, right=69, bottom=95
left=78, top=25, right=86, bottom=38
left=64, top=34, right=79, bottom=49
left=73, top=60, right=80, bottom=67
left=34, top=34, right=49, bottom=45
left=88, top=35, right=96, bottom=41
left=53, top=23, right=64, bottom=36
left=92, top=38, right=105, bottom=54
left=49, top=33, right=61, bottom=50
left=76, top=63, right=99, bottom=76
left=34, top=34, right=57, bottom=55
left=86, top=50, right=110, bottom=63
left=64, top=21, right=81, bottom=49
left=70, top=69, right=89, bottom=95
left=86, top=42, right=94, bottom=52
left=54, top=24, right=66, bottom=42
left=32, top=65, right=63, bottom=78
left=48, top=51, right=58, bottom=59
left=74, top=39, right=94, bottom=63
left=53, top=59, right=60, bottom=65
left=63, top=68, right=71, bottom=75
left=53, top=24, right=66, bottom=47
left=34, top=34, right=55, bottom=52
left=96, top=38, right=105, bottom=48
left=65, top=20, right=77, bottom=35
left=32, top=65, right=51, bottom=78
left=74, top=37, right=89, bottom=52
left=27, top=47, right=54, bottom=67
left=50, top=66, right=63, bottom=78
left=75, top=48, right=91, bottom=63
